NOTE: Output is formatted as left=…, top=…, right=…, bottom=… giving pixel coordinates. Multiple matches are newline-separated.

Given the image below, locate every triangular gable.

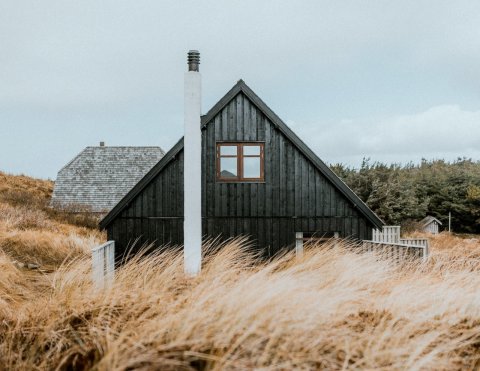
left=421, top=215, right=442, bottom=227
left=100, top=80, right=384, bottom=229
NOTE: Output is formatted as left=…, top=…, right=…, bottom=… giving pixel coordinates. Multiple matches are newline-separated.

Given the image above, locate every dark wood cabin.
left=99, top=80, right=384, bottom=259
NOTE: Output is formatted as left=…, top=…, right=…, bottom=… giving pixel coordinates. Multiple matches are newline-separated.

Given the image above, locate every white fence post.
left=92, top=241, right=115, bottom=289
left=295, top=232, right=304, bottom=258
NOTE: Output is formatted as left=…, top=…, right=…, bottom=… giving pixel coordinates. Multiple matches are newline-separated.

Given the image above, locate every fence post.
left=92, top=241, right=115, bottom=290
left=295, top=232, right=304, bottom=258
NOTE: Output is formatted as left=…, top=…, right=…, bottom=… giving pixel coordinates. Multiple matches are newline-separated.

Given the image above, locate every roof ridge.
left=86, top=146, right=164, bottom=149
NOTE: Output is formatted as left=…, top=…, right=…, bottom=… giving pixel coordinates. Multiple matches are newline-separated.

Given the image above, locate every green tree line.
left=331, top=158, right=480, bottom=233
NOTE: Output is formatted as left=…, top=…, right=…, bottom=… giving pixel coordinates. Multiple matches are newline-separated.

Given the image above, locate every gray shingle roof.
left=51, top=146, right=164, bottom=212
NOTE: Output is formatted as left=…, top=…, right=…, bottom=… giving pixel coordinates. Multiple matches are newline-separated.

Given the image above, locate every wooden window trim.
left=216, top=142, right=265, bottom=182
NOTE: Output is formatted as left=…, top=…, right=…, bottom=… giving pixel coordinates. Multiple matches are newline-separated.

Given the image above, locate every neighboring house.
left=420, top=216, right=442, bottom=235
left=51, top=144, right=164, bottom=213
left=100, top=80, right=384, bottom=259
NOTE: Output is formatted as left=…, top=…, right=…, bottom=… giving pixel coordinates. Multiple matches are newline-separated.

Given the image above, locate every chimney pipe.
left=99, top=141, right=105, bottom=147
left=183, top=50, right=202, bottom=276
left=187, top=50, right=200, bottom=72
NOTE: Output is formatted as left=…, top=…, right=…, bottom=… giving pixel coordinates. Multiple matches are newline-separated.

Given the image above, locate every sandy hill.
left=0, top=171, right=104, bottom=268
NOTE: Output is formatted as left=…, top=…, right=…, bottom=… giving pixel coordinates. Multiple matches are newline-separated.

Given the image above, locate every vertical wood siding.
left=108, top=92, right=374, bottom=259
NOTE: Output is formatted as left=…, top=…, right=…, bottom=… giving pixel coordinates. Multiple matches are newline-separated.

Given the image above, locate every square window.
left=216, top=142, right=264, bottom=182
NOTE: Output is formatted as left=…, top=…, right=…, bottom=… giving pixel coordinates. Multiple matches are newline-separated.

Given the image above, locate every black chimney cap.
left=187, top=50, right=200, bottom=72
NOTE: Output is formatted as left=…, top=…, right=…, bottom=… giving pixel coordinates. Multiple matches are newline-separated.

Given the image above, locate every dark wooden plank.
left=265, top=120, right=272, bottom=216
left=244, top=96, right=252, bottom=140
left=257, top=218, right=265, bottom=251
left=272, top=218, right=279, bottom=253
left=359, top=218, right=366, bottom=240
left=257, top=108, right=265, bottom=141
left=286, top=142, right=295, bottom=215
left=271, top=126, right=280, bottom=216
left=302, top=159, right=309, bottom=217
left=308, top=163, right=316, bottom=218
left=178, top=151, right=184, bottom=216
left=201, top=129, right=207, bottom=216
left=330, top=182, right=336, bottom=217
left=250, top=183, right=257, bottom=217
left=294, top=146, right=301, bottom=216
left=345, top=217, right=352, bottom=238
left=229, top=98, right=236, bottom=141
left=228, top=183, right=236, bottom=217
left=265, top=218, right=272, bottom=256
left=314, top=172, right=321, bottom=217
left=236, top=183, right=243, bottom=217
left=206, top=120, right=216, bottom=217
left=221, top=102, right=228, bottom=140
left=236, top=93, right=243, bottom=140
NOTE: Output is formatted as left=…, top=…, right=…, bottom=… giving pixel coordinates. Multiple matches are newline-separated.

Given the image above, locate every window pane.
left=243, top=157, right=261, bottom=178
left=220, top=145, right=237, bottom=156
left=243, top=145, right=261, bottom=156
left=220, top=157, right=237, bottom=178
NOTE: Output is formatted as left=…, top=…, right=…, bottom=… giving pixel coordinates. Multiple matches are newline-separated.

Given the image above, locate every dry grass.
left=0, top=171, right=101, bottom=229
left=0, top=236, right=479, bottom=370
left=0, top=171, right=104, bottom=268
left=1, top=171, right=480, bottom=369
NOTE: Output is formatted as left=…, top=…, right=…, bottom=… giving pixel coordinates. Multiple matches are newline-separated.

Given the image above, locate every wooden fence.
left=362, top=240, right=428, bottom=262
left=372, top=226, right=401, bottom=243
left=369, top=226, right=429, bottom=262
left=92, top=240, right=115, bottom=289
left=399, top=238, right=429, bottom=258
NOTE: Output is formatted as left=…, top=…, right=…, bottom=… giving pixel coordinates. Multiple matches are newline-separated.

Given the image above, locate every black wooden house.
left=100, top=80, right=384, bottom=258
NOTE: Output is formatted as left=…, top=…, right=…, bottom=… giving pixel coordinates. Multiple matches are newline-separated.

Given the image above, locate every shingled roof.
left=51, top=146, right=164, bottom=213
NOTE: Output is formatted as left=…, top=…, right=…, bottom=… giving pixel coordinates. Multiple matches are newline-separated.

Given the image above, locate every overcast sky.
left=1, top=1, right=479, bottom=179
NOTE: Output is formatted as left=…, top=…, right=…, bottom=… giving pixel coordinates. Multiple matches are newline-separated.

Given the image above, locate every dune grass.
left=0, top=171, right=104, bottom=268
left=0, top=237, right=479, bottom=370
left=0, top=171, right=479, bottom=370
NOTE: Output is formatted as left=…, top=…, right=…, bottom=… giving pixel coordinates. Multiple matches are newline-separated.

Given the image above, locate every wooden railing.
left=362, top=240, right=428, bottom=262
left=92, top=241, right=115, bottom=289
left=372, top=226, right=401, bottom=243
left=399, top=238, right=429, bottom=257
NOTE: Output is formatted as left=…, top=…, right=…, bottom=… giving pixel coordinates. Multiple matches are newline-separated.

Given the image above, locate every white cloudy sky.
left=1, top=1, right=479, bottom=179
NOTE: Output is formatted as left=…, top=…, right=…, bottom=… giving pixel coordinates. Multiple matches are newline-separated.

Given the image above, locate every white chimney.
left=183, top=50, right=202, bottom=276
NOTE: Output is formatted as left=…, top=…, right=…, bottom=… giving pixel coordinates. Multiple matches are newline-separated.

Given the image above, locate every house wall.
left=423, top=222, right=439, bottom=234
left=107, top=92, right=373, bottom=259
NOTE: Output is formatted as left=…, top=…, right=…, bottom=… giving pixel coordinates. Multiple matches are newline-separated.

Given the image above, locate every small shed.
left=420, top=216, right=442, bottom=235
left=51, top=144, right=164, bottom=213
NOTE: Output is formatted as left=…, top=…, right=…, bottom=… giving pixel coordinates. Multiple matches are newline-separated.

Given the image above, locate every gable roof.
left=52, top=146, right=164, bottom=213
left=100, top=80, right=384, bottom=229
left=420, top=215, right=443, bottom=227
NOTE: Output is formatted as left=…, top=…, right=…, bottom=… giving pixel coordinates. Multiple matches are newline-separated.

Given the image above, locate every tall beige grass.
left=1, top=237, right=479, bottom=370
left=1, top=171, right=479, bottom=369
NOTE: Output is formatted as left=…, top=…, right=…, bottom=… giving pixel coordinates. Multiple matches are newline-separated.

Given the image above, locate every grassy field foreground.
left=0, top=172, right=480, bottom=370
